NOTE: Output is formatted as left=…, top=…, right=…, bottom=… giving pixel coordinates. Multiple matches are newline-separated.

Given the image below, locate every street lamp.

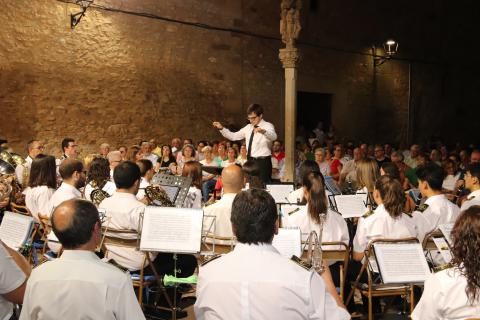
left=373, top=39, right=399, bottom=67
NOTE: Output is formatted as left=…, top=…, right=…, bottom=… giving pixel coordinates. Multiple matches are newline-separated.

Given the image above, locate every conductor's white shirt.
left=283, top=207, right=349, bottom=250
left=203, top=193, right=236, bottom=244
left=411, top=194, right=460, bottom=242
left=195, top=243, right=350, bottom=320
left=19, top=250, right=145, bottom=320
left=460, top=189, right=480, bottom=211
left=219, top=119, right=277, bottom=158
left=411, top=267, right=480, bottom=320
left=353, top=204, right=418, bottom=253
left=24, top=186, right=55, bottom=221
left=99, top=192, right=149, bottom=271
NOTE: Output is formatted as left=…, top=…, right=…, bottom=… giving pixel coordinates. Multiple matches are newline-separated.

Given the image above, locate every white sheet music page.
left=272, top=228, right=302, bottom=258
left=335, top=194, right=368, bottom=218
left=438, top=223, right=454, bottom=246
left=373, top=242, right=431, bottom=284
left=0, top=211, right=34, bottom=250
left=266, top=184, right=294, bottom=204
left=140, top=207, right=203, bottom=254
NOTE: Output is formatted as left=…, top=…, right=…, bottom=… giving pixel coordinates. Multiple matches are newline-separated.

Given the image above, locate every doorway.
left=296, top=91, right=332, bottom=144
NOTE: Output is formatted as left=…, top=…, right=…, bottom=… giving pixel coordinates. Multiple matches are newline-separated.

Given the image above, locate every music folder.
left=334, top=194, right=369, bottom=218
left=272, top=228, right=302, bottom=258
left=373, top=242, right=431, bottom=284
left=266, top=183, right=295, bottom=204
left=140, top=207, right=204, bottom=254
left=0, top=211, right=34, bottom=250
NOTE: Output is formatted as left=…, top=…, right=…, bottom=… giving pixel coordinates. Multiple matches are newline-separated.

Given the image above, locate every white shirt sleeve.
left=220, top=125, right=247, bottom=142
left=353, top=218, right=367, bottom=254
left=262, top=122, right=277, bottom=141
left=411, top=273, right=444, bottom=320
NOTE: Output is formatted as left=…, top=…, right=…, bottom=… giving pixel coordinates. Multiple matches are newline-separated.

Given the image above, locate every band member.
left=213, top=103, right=277, bottom=184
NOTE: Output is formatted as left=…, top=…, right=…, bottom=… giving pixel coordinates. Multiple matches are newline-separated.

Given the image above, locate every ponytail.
left=374, top=175, right=405, bottom=218
left=303, top=172, right=328, bottom=223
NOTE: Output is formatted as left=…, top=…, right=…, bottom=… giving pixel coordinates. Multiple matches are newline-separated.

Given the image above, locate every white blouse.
left=24, top=186, right=56, bottom=221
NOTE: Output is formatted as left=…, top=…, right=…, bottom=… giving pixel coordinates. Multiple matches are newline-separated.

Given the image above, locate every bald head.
left=221, top=165, right=244, bottom=194
left=51, top=199, right=100, bottom=250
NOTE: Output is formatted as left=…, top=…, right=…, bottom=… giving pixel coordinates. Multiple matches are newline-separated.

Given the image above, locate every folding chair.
left=100, top=227, right=156, bottom=308
left=346, top=238, right=418, bottom=320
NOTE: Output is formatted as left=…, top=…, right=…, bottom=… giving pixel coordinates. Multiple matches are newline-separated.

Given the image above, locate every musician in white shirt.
left=15, top=139, right=44, bottom=186
left=204, top=165, right=244, bottom=244
left=461, top=163, right=480, bottom=211
left=19, top=199, right=145, bottom=320
left=135, top=159, right=154, bottom=201
left=84, top=157, right=116, bottom=203
left=49, top=159, right=86, bottom=216
left=24, top=155, right=57, bottom=221
left=287, top=160, right=320, bottom=204
left=411, top=163, right=460, bottom=242
left=195, top=189, right=350, bottom=320
left=412, top=206, right=480, bottom=319
left=213, top=103, right=277, bottom=184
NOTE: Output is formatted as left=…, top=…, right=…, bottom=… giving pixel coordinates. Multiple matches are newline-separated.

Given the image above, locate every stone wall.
left=0, top=0, right=477, bottom=157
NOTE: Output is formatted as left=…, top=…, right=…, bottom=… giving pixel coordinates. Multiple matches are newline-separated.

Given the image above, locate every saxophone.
left=305, top=213, right=327, bottom=274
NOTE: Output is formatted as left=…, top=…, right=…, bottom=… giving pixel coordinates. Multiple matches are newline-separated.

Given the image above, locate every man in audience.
left=15, top=139, right=45, bottom=186
left=0, top=240, right=30, bottom=320
left=107, top=150, right=122, bottom=179
left=140, top=141, right=158, bottom=164
left=99, top=161, right=197, bottom=278
left=99, top=143, right=110, bottom=158
left=204, top=165, right=244, bottom=244
left=171, top=137, right=182, bottom=155
left=19, top=199, right=145, bottom=320
left=471, top=149, right=480, bottom=164
left=135, top=159, right=154, bottom=201
left=118, top=145, right=127, bottom=161
left=461, top=163, right=480, bottom=211
left=271, top=140, right=285, bottom=182
left=195, top=188, right=349, bottom=319
left=373, top=144, right=390, bottom=168
left=404, top=144, right=420, bottom=168
left=340, top=147, right=362, bottom=186
left=412, top=163, right=460, bottom=242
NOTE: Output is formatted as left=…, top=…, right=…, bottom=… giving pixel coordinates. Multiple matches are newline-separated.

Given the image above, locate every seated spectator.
left=19, top=199, right=144, bottom=320
left=200, top=146, right=218, bottom=202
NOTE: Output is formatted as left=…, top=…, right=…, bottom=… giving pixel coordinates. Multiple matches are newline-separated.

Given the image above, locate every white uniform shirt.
left=19, top=250, right=145, bottom=320
left=0, top=244, right=26, bottom=320
left=288, top=187, right=305, bottom=204
left=15, top=156, right=33, bottom=185
left=135, top=177, right=150, bottom=201
left=24, top=186, right=56, bottom=221
left=283, top=207, right=349, bottom=249
left=203, top=193, right=236, bottom=244
left=84, top=181, right=116, bottom=203
left=99, top=192, right=148, bottom=271
left=219, top=119, right=277, bottom=158
left=411, top=194, right=460, bottom=243
left=412, top=267, right=480, bottom=320
left=195, top=243, right=350, bottom=320
left=49, top=182, right=82, bottom=217
left=183, top=187, right=202, bottom=209
left=460, top=189, right=480, bottom=211
left=353, top=204, right=418, bottom=253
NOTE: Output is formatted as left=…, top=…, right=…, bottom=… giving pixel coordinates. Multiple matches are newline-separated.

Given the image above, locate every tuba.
left=145, top=185, right=174, bottom=207
left=305, top=213, right=327, bottom=274
left=0, top=159, right=16, bottom=203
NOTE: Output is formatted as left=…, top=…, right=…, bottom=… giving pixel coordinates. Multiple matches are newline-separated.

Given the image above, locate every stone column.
left=279, top=48, right=300, bottom=182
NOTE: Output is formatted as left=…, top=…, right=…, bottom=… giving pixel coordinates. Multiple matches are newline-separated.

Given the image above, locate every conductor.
left=213, top=103, right=277, bottom=184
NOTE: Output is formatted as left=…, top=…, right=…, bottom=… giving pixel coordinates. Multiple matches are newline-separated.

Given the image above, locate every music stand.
left=150, top=173, right=192, bottom=207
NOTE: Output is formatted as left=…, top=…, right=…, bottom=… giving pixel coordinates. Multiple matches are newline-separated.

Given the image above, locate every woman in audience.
left=330, top=145, right=343, bottom=182
left=24, top=155, right=57, bottom=221
left=314, top=147, right=331, bottom=177
left=182, top=161, right=203, bottom=209
left=125, top=145, right=140, bottom=161
left=442, top=159, right=461, bottom=192
left=236, top=144, right=248, bottom=166
left=177, top=144, right=196, bottom=175
left=84, top=157, right=116, bottom=203
left=412, top=205, right=480, bottom=319
left=200, top=146, right=218, bottom=202
left=156, top=144, right=176, bottom=171
left=221, top=147, right=238, bottom=167
left=214, top=143, right=227, bottom=166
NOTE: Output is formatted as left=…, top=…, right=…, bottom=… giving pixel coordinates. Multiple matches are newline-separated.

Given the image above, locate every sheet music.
left=140, top=207, right=203, bottom=254
left=335, top=194, right=368, bottom=218
left=0, top=211, right=34, bottom=250
left=374, top=242, right=431, bottom=284
left=272, top=228, right=302, bottom=258
left=438, top=223, right=454, bottom=246
left=432, top=237, right=453, bottom=264
left=280, top=204, right=305, bottom=216
left=266, top=184, right=295, bottom=204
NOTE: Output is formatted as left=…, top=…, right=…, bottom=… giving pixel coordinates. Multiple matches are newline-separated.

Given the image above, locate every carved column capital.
left=279, top=47, right=300, bottom=68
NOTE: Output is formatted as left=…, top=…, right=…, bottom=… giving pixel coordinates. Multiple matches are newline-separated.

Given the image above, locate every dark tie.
left=247, top=125, right=258, bottom=159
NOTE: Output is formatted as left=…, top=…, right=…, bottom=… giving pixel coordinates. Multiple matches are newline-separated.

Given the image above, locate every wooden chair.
left=346, top=238, right=418, bottom=320
left=100, top=227, right=156, bottom=308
